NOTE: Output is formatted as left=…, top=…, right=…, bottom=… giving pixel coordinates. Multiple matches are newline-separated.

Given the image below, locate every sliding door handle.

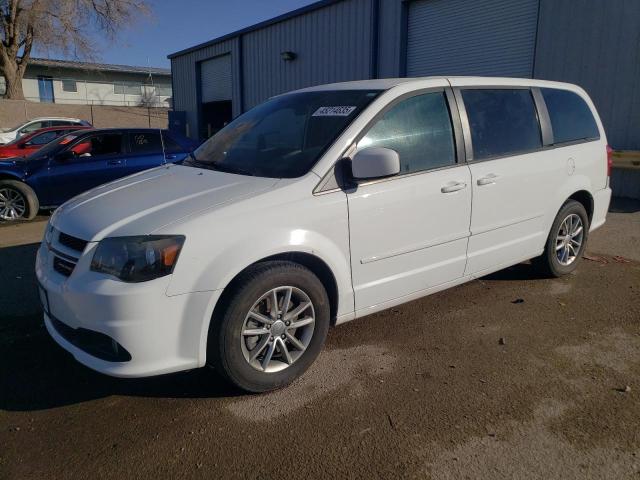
left=477, top=174, right=499, bottom=186
left=441, top=181, right=467, bottom=193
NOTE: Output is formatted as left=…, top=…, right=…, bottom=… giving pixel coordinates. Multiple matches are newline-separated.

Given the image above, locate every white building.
left=0, top=58, right=172, bottom=108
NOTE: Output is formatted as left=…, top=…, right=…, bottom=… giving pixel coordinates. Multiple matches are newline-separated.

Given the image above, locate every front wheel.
left=534, top=200, right=589, bottom=277
left=0, top=180, right=39, bottom=221
left=208, top=261, right=330, bottom=392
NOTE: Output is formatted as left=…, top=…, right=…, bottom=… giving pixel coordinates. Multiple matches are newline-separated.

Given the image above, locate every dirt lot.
left=1, top=199, right=639, bottom=479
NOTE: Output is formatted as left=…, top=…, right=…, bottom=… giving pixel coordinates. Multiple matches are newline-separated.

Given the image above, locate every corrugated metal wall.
left=170, top=0, right=639, bottom=149
left=241, top=0, right=373, bottom=109
left=170, top=37, right=242, bottom=139
left=201, top=54, right=233, bottom=102
left=534, top=0, right=640, bottom=150
left=377, top=0, right=403, bottom=78
left=406, top=0, right=538, bottom=77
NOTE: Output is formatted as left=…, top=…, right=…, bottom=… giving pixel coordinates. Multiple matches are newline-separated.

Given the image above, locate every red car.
left=0, top=125, right=92, bottom=159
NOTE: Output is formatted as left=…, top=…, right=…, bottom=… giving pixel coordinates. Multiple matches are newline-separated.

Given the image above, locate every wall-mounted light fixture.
left=280, top=51, right=297, bottom=61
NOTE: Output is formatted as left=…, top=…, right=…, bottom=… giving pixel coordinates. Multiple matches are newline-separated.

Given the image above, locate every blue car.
left=0, top=128, right=197, bottom=221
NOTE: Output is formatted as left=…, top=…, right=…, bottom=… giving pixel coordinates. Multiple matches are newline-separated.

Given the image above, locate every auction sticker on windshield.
left=312, top=106, right=357, bottom=117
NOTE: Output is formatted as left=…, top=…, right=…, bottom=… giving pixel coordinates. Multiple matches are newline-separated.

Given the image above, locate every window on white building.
left=155, top=85, right=172, bottom=97
left=114, top=82, right=142, bottom=95
left=61, top=79, right=77, bottom=92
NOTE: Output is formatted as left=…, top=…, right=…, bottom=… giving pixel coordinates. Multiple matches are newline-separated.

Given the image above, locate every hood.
left=52, top=164, right=279, bottom=241
left=0, top=130, right=15, bottom=140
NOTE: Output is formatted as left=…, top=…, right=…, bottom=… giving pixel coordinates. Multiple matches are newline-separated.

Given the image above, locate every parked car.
left=36, top=77, right=611, bottom=392
left=0, top=128, right=197, bottom=220
left=0, top=117, right=91, bottom=145
left=0, top=125, right=92, bottom=159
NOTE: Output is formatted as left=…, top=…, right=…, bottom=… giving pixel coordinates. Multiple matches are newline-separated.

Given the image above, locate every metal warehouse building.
left=168, top=0, right=640, bottom=150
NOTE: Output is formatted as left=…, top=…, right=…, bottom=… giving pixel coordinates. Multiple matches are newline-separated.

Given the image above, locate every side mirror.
left=351, top=147, right=400, bottom=180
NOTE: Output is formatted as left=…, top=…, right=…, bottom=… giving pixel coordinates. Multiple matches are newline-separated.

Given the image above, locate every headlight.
left=90, top=235, right=185, bottom=283
left=44, top=224, right=54, bottom=246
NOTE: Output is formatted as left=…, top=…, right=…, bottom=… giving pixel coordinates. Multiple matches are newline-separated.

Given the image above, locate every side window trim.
left=454, top=86, right=544, bottom=163
left=531, top=87, right=554, bottom=146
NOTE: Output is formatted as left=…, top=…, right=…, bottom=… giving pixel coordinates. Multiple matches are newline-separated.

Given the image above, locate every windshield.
left=186, top=90, right=381, bottom=178
left=25, top=133, right=82, bottom=160
left=2, top=120, right=28, bottom=132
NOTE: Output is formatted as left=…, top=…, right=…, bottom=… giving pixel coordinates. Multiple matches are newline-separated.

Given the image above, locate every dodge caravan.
left=36, top=77, right=612, bottom=392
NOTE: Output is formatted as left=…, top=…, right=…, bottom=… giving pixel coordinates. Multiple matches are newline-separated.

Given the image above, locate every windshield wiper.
left=209, top=163, right=254, bottom=176
left=184, top=155, right=254, bottom=176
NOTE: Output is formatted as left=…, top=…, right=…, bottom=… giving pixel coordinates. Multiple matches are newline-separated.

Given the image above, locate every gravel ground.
left=1, top=199, right=639, bottom=479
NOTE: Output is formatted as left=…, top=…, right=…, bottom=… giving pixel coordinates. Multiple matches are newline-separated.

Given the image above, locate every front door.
left=347, top=90, right=472, bottom=312
left=44, top=132, right=128, bottom=205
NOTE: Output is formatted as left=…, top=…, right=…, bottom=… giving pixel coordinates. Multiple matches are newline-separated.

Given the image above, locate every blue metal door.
left=37, top=76, right=55, bottom=103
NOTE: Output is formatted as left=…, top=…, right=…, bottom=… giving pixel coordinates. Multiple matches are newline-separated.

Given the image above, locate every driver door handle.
left=477, top=173, right=499, bottom=186
left=441, top=181, right=467, bottom=194
left=107, top=159, right=123, bottom=165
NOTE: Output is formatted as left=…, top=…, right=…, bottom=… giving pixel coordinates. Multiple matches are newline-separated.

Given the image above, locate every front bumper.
left=36, top=240, right=220, bottom=378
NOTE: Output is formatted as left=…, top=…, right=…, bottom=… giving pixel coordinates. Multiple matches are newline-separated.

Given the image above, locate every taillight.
left=606, top=145, right=613, bottom=177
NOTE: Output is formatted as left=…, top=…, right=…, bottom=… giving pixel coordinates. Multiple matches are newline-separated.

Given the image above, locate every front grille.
left=58, top=232, right=88, bottom=253
left=50, top=316, right=132, bottom=362
left=53, top=256, right=76, bottom=277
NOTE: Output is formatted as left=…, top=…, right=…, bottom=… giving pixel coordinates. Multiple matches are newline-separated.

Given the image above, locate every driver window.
left=27, top=131, right=58, bottom=146
left=70, top=134, right=123, bottom=158
left=357, top=92, right=456, bottom=174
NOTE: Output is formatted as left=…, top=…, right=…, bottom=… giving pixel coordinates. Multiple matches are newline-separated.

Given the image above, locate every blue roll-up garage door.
left=200, top=54, right=232, bottom=103
left=406, top=0, right=539, bottom=78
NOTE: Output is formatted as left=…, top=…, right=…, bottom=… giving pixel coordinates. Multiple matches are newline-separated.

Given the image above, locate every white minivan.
left=36, top=77, right=612, bottom=392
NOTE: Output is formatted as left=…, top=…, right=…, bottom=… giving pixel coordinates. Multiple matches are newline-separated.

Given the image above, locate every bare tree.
left=0, top=0, right=150, bottom=99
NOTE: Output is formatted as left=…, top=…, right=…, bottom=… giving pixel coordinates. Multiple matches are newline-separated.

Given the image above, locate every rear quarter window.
left=541, top=88, right=600, bottom=145
left=130, top=132, right=163, bottom=154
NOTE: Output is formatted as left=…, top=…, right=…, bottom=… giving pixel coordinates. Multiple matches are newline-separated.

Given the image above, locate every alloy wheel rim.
left=556, top=213, right=584, bottom=266
left=240, top=286, right=315, bottom=373
left=0, top=187, right=27, bottom=221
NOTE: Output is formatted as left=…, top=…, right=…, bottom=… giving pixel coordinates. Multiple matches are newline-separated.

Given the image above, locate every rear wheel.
left=534, top=200, right=589, bottom=277
left=208, top=261, right=330, bottom=392
left=0, top=180, right=38, bottom=221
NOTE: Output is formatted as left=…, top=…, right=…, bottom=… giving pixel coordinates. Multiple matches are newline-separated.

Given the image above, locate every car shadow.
left=482, top=261, right=551, bottom=281
left=0, top=242, right=242, bottom=412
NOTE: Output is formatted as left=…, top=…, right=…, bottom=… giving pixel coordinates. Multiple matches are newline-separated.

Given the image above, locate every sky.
left=73, top=0, right=319, bottom=69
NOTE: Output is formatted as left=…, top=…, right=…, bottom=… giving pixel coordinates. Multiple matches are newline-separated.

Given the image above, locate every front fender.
left=168, top=227, right=352, bottom=308
left=0, top=166, right=26, bottom=182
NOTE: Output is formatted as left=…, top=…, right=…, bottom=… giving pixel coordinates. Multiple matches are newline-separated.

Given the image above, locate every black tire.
left=534, top=200, right=589, bottom=278
left=208, top=261, right=330, bottom=393
left=0, top=179, right=39, bottom=221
